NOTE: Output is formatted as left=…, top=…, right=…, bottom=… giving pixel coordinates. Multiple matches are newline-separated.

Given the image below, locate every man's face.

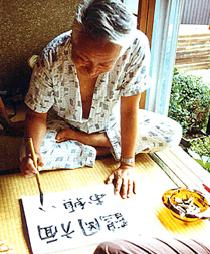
left=71, top=32, right=121, bottom=78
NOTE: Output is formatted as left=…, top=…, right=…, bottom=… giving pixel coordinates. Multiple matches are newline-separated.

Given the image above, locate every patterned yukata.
left=93, top=238, right=210, bottom=254
left=25, top=30, right=182, bottom=170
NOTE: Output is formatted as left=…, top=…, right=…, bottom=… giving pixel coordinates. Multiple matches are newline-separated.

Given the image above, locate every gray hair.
left=72, top=0, right=135, bottom=46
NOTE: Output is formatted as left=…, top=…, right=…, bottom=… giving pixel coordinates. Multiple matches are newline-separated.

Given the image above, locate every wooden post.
left=137, top=0, right=156, bottom=108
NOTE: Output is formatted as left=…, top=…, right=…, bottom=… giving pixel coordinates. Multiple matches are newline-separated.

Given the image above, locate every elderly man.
left=20, top=0, right=182, bottom=198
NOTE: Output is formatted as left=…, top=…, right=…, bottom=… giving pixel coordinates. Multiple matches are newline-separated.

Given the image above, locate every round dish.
left=162, top=188, right=210, bottom=222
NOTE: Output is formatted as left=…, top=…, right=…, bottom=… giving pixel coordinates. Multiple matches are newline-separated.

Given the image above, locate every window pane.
left=122, top=0, right=139, bottom=15
left=168, top=3, right=210, bottom=172
left=175, top=24, right=210, bottom=83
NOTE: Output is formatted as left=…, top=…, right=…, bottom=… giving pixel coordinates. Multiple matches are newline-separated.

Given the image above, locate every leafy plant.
left=188, top=137, right=210, bottom=172
left=190, top=137, right=210, bottom=157
left=168, top=69, right=210, bottom=137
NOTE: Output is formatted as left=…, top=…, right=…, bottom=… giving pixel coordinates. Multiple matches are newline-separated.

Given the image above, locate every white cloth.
left=24, top=31, right=182, bottom=170
left=22, top=109, right=182, bottom=170
left=25, top=30, right=150, bottom=133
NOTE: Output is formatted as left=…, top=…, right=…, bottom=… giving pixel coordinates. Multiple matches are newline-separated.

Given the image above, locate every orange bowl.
left=162, top=188, right=210, bottom=222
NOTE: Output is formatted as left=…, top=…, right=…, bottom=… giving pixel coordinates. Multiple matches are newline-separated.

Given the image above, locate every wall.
left=175, top=25, right=210, bottom=71
left=181, top=0, right=210, bottom=25
left=0, top=0, right=79, bottom=96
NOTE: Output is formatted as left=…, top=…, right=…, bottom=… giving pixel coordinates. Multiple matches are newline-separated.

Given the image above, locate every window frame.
left=145, top=0, right=185, bottom=115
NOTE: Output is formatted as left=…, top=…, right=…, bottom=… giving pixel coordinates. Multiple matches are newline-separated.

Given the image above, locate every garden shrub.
left=188, top=137, right=210, bottom=172
left=190, top=137, right=210, bottom=157
left=168, top=69, right=210, bottom=137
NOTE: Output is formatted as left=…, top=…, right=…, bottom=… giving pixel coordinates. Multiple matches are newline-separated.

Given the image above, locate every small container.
left=162, top=188, right=210, bottom=222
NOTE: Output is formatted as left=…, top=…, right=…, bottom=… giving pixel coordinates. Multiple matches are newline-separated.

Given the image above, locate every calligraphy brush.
left=26, top=137, right=44, bottom=206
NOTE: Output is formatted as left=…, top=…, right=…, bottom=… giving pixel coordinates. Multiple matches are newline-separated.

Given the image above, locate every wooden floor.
left=152, top=146, right=210, bottom=196
left=0, top=149, right=210, bottom=254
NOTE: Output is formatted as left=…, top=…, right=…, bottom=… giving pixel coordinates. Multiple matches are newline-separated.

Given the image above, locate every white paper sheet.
left=21, top=185, right=136, bottom=254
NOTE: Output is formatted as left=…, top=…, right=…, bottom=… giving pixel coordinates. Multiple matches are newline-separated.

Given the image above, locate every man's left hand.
left=106, top=165, right=137, bottom=199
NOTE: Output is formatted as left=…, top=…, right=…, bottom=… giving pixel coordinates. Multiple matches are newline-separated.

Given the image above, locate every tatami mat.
left=0, top=153, right=210, bottom=254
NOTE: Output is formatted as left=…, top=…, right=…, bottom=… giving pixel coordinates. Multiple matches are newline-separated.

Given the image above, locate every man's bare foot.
left=55, top=128, right=77, bottom=142
left=56, top=127, right=113, bottom=159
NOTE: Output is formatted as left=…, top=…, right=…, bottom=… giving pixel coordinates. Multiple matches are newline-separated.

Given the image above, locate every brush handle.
left=27, top=137, right=38, bottom=169
left=26, top=137, right=42, bottom=188
left=35, top=174, right=42, bottom=195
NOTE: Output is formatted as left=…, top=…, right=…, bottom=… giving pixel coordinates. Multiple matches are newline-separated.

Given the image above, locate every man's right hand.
left=20, top=153, right=44, bottom=177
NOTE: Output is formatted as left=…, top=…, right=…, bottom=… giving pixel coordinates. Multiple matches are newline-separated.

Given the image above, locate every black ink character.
left=63, top=198, right=86, bottom=213
left=100, top=213, right=128, bottom=232
left=88, top=193, right=106, bottom=206
left=60, top=221, right=75, bottom=239
left=39, top=207, right=46, bottom=212
left=74, top=197, right=86, bottom=210
left=63, top=199, right=75, bottom=213
left=78, top=218, right=100, bottom=236
left=37, top=225, right=58, bottom=243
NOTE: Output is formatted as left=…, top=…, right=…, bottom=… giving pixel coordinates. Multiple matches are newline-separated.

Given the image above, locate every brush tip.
left=40, top=192, right=44, bottom=206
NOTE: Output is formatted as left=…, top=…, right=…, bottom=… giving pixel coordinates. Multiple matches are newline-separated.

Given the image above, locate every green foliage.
left=190, top=137, right=210, bottom=157
left=168, top=69, right=210, bottom=136
left=188, top=137, right=210, bottom=172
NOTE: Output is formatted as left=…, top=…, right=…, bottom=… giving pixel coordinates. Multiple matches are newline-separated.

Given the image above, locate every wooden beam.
left=137, top=0, right=156, bottom=44
left=138, top=0, right=156, bottom=108
left=137, top=0, right=149, bottom=33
